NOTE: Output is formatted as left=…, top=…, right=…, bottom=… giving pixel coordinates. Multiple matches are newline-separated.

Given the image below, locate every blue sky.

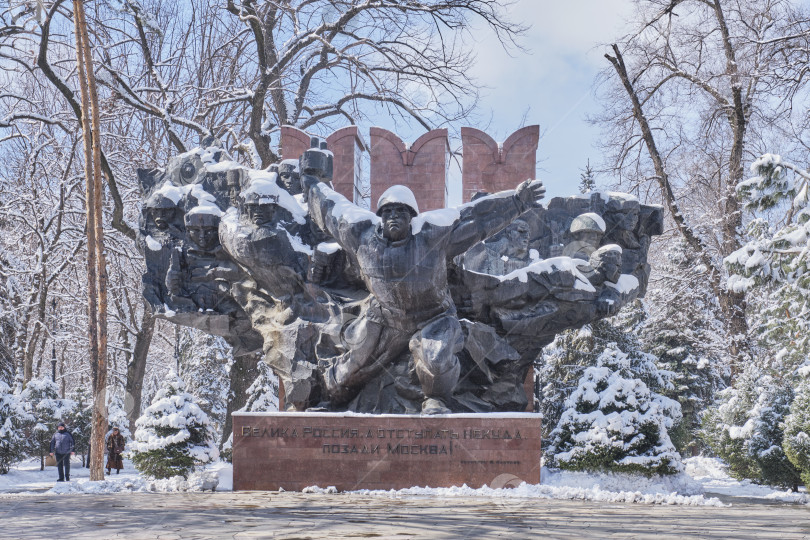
left=353, top=1, right=634, bottom=206
left=462, top=0, right=634, bottom=201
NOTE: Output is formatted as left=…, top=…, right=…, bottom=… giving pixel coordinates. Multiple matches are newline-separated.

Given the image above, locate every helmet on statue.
left=376, top=185, right=419, bottom=217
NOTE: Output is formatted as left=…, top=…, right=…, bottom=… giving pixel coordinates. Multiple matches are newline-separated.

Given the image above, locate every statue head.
left=226, top=169, right=242, bottom=205
left=184, top=212, right=221, bottom=251
left=589, top=244, right=622, bottom=284
left=240, top=190, right=279, bottom=227
left=570, top=213, right=605, bottom=247
left=377, top=185, right=419, bottom=242
left=500, top=219, right=530, bottom=259
left=615, top=209, right=639, bottom=232
left=606, top=196, right=640, bottom=233
left=144, top=191, right=178, bottom=231
left=277, top=160, right=302, bottom=195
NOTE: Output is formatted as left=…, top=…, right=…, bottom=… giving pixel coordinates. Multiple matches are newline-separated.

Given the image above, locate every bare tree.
left=596, top=0, right=810, bottom=371
left=95, top=0, right=524, bottom=166
left=72, top=0, right=109, bottom=481
left=0, top=0, right=525, bottom=441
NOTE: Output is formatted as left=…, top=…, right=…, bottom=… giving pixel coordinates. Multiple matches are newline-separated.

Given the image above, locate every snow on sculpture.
left=136, top=137, right=663, bottom=414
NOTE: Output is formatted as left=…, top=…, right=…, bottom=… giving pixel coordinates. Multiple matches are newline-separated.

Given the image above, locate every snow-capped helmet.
left=145, top=191, right=177, bottom=209
left=184, top=211, right=220, bottom=227
left=570, top=213, right=606, bottom=234
left=241, top=189, right=279, bottom=206
left=279, top=159, right=300, bottom=175
left=376, top=185, right=419, bottom=217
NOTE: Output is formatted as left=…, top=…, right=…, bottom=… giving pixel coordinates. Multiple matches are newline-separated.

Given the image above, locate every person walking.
left=49, top=422, right=75, bottom=482
left=105, top=427, right=125, bottom=475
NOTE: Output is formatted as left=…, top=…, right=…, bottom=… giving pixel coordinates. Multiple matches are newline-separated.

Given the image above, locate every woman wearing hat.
left=105, top=427, right=126, bottom=475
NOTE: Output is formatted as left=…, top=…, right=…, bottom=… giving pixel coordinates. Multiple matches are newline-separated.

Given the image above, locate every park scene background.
left=1, top=0, right=810, bottom=510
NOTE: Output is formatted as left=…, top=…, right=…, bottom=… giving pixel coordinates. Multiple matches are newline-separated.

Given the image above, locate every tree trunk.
left=221, top=351, right=260, bottom=449
left=125, top=302, right=155, bottom=434
left=73, top=0, right=107, bottom=482
left=606, top=43, right=750, bottom=375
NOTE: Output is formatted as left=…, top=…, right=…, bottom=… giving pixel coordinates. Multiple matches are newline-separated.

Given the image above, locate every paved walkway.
left=1, top=491, right=808, bottom=539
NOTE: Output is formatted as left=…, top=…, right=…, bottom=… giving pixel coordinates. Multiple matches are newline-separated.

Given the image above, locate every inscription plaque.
left=232, top=412, right=541, bottom=491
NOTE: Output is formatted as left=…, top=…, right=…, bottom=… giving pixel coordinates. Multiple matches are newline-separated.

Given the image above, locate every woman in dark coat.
left=106, top=427, right=126, bottom=474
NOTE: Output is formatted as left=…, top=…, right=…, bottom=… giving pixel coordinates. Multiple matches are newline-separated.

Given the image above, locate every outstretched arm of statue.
left=447, top=179, right=546, bottom=258
left=302, top=174, right=374, bottom=254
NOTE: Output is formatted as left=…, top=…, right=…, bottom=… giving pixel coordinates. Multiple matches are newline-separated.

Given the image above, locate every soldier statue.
left=304, top=176, right=546, bottom=414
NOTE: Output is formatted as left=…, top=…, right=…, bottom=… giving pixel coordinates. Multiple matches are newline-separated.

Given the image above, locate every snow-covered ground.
left=0, top=457, right=230, bottom=495
left=684, top=456, right=809, bottom=504
left=0, top=456, right=806, bottom=507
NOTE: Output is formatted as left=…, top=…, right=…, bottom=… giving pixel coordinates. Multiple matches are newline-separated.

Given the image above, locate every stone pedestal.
left=232, top=412, right=541, bottom=492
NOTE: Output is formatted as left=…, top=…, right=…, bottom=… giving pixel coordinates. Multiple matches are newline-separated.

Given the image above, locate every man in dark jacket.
left=49, top=422, right=75, bottom=482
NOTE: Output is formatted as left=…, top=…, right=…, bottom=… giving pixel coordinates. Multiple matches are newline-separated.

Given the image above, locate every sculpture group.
left=137, top=138, right=662, bottom=415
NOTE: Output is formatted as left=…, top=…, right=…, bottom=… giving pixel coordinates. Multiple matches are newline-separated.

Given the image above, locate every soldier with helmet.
left=304, top=176, right=546, bottom=414
left=141, top=188, right=183, bottom=239
left=166, top=210, right=242, bottom=313
left=219, top=178, right=335, bottom=411
left=138, top=185, right=184, bottom=310
left=277, top=159, right=303, bottom=195
left=563, top=212, right=606, bottom=260
left=241, top=187, right=281, bottom=228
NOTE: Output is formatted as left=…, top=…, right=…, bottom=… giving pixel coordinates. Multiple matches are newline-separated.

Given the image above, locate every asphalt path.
left=1, top=491, right=809, bottom=539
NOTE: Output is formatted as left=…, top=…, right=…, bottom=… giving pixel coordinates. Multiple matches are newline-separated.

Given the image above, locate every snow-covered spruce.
left=641, top=240, right=727, bottom=454
left=781, top=375, right=810, bottom=488
left=221, top=361, right=279, bottom=462
left=0, top=380, right=30, bottom=474
left=702, top=365, right=800, bottom=489
left=539, top=311, right=656, bottom=441
left=20, top=377, right=76, bottom=469
left=239, top=361, right=279, bottom=414
left=130, top=372, right=219, bottom=479
left=106, top=387, right=132, bottom=441
left=177, top=327, right=229, bottom=442
left=68, top=386, right=93, bottom=465
left=726, top=153, right=810, bottom=372
left=546, top=345, right=682, bottom=476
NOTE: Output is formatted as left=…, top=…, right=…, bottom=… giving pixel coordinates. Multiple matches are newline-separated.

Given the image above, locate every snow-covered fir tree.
left=702, top=364, right=801, bottom=489
left=783, top=373, right=810, bottom=488
left=546, top=345, right=683, bottom=476
left=67, top=386, right=93, bottom=467
left=221, top=361, right=279, bottom=462
left=707, top=153, right=810, bottom=489
left=130, top=371, right=219, bottom=479
left=106, top=386, right=132, bottom=441
left=0, top=317, right=13, bottom=386
left=20, top=376, right=75, bottom=470
left=0, top=379, right=30, bottom=474
left=539, top=302, right=671, bottom=441
left=579, top=159, right=596, bottom=194
left=239, top=361, right=279, bottom=413
left=726, top=154, right=810, bottom=373
left=539, top=328, right=600, bottom=440
left=641, top=240, right=728, bottom=454
left=177, top=328, right=229, bottom=444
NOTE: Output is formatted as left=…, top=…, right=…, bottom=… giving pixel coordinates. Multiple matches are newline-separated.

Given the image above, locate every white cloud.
left=466, top=0, right=635, bottom=197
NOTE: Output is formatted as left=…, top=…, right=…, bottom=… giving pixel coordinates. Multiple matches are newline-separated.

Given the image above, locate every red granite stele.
left=232, top=413, right=541, bottom=492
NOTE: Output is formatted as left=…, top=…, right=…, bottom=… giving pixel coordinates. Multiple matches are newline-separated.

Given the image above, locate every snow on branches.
left=546, top=345, right=683, bottom=476
left=130, top=372, right=218, bottom=479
